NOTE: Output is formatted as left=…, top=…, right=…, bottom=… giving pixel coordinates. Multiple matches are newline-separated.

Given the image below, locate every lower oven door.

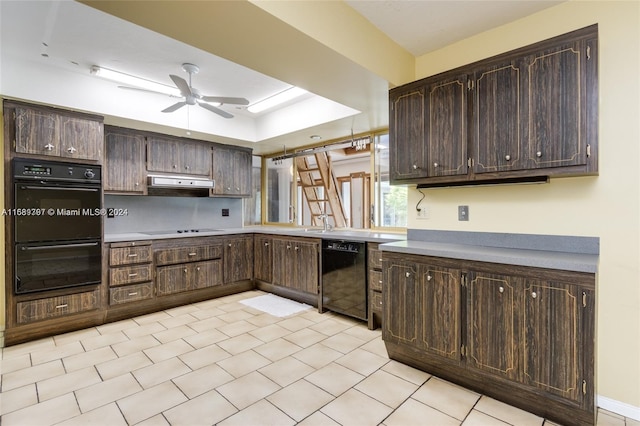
left=15, top=240, right=102, bottom=294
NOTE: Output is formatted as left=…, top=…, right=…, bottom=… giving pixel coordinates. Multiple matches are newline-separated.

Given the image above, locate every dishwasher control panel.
left=323, top=240, right=361, bottom=252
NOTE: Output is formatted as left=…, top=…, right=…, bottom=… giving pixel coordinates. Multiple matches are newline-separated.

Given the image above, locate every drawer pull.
left=128, top=273, right=138, bottom=277
left=379, top=280, right=383, bottom=284
left=228, top=243, right=232, bottom=247
left=44, top=143, right=55, bottom=151
left=405, top=272, right=411, bottom=278
left=128, top=253, right=138, bottom=257
left=264, top=242, right=270, bottom=246
left=128, top=292, right=138, bottom=296
left=295, top=246, right=299, bottom=251
left=531, top=291, right=537, bottom=299
left=499, top=286, right=504, bottom=293
left=196, top=267, right=201, bottom=271
left=184, top=268, right=188, bottom=273
left=55, top=304, right=68, bottom=309
left=427, top=275, right=432, bottom=281
left=67, top=146, right=77, bottom=154
left=188, top=252, right=197, bottom=256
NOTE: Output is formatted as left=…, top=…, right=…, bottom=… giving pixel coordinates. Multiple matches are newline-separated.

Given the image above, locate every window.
left=373, top=133, right=407, bottom=228
left=259, top=131, right=406, bottom=230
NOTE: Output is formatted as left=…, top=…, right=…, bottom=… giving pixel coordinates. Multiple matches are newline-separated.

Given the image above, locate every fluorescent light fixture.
left=90, top=65, right=180, bottom=96
left=247, top=86, right=307, bottom=113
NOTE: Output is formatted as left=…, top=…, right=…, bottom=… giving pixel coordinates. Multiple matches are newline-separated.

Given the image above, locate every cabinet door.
left=524, top=40, right=589, bottom=169
left=254, top=235, right=273, bottom=282
left=420, top=265, right=462, bottom=360
left=59, top=115, right=102, bottom=160
left=104, top=129, right=146, bottom=193
left=147, top=137, right=182, bottom=173
left=181, top=142, right=211, bottom=176
left=211, top=147, right=233, bottom=195
left=382, top=258, right=419, bottom=345
left=425, top=74, right=468, bottom=177
left=389, top=87, right=428, bottom=181
left=467, top=272, right=522, bottom=380
left=156, top=264, right=189, bottom=296
left=191, top=260, right=223, bottom=289
left=472, top=62, right=523, bottom=173
left=295, top=240, right=319, bottom=294
left=14, top=107, right=59, bottom=156
left=271, top=238, right=290, bottom=287
left=224, top=236, right=254, bottom=283
left=233, top=149, right=252, bottom=196
left=523, top=280, right=585, bottom=404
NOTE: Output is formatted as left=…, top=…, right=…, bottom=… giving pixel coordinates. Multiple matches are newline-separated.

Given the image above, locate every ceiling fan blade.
left=201, top=96, right=249, bottom=106
left=162, top=102, right=187, bottom=113
left=199, top=102, right=233, bottom=119
left=169, top=74, right=192, bottom=97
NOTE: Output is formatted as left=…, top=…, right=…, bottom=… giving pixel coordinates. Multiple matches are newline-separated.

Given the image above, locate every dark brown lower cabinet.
left=223, top=235, right=254, bottom=284
left=383, top=252, right=595, bottom=426
left=156, top=260, right=222, bottom=296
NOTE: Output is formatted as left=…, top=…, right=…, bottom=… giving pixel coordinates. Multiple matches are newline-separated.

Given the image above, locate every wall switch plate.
left=222, top=208, right=230, bottom=217
left=458, top=205, right=469, bottom=221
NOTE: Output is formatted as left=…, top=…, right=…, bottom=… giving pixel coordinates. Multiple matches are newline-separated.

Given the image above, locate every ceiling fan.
left=123, top=63, right=249, bottom=119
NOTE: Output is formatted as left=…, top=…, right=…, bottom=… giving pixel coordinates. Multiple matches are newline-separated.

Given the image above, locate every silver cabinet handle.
left=412, top=164, right=419, bottom=170
left=196, top=267, right=200, bottom=271
left=286, top=245, right=291, bottom=249
left=188, top=252, right=197, bottom=256
left=173, top=164, right=178, bottom=169
left=128, top=253, right=138, bottom=257
left=228, top=243, right=232, bottom=247
left=433, top=162, right=439, bottom=168
left=67, top=146, right=77, bottom=154
left=128, top=292, right=138, bottom=296
left=128, top=273, right=138, bottom=278
left=44, top=143, right=55, bottom=151
left=531, top=291, right=537, bottom=299
left=135, top=182, right=140, bottom=186
left=536, top=151, right=542, bottom=158
left=427, top=275, right=432, bottom=281
left=295, top=246, right=299, bottom=251
left=505, top=155, right=511, bottom=161
left=55, top=304, right=68, bottom=309
left=183, top=268, right=188, bottom=273
left=499, top=286, right=504, bottom=293
left=264, top=242, right=270, bottom=246
left=185, top=165, right=190, bottom=170
left=405, top=272, right=411, bottom=278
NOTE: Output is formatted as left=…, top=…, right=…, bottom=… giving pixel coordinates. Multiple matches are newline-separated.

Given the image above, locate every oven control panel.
left=14, top=158, right=101, bottom=183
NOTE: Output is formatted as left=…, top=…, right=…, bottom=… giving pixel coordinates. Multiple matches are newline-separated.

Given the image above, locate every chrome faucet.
left=318, top=214, right=333, bottom=232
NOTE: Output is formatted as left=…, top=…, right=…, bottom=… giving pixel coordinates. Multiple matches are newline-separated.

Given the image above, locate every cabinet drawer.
left=370, top=290, right=383, bottom=313
left=368, top=247, right=382, bottom=270
left=110, top=245, right=152, bottom=266
left=110, top=264, right=153, bottom=286
left=16, top=288, right=100, bottom=324
left=369, top=270, right=383, bottom=292
left=109, top=282, right=154, bottom=305
left=155, top=245, right=222, bottom=266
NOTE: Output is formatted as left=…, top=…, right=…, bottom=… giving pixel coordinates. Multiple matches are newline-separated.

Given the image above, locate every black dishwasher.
left=321, top=240, right=367, bottom=321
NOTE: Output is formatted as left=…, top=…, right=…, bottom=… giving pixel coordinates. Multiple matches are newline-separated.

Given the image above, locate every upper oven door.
left=14, top=180, right=102, bottom=243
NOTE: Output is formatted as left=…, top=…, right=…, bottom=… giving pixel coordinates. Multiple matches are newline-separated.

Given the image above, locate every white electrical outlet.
left=417, top=206, right=430, bottom=220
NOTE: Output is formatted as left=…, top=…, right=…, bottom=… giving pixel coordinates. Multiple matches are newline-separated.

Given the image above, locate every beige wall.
left=409, top=0, right=640, bottom=410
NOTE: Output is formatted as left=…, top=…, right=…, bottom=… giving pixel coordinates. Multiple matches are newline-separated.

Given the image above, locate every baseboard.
left=598, top=395, right=640, bottom=421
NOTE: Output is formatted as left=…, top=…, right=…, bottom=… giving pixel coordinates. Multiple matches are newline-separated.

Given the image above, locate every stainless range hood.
left=148, top=175, right=215, bottom=189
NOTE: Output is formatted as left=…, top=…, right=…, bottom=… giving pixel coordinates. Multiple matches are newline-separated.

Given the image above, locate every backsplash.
left=104, top=195, right=243, bottom=234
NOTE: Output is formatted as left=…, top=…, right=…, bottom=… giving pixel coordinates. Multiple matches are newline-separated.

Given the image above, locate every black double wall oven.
left=13, top=158, right=102, bottom=294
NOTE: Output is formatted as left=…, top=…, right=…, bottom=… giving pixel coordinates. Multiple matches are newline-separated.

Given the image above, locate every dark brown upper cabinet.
left=7, top=102, right=103, bottom=162
left=104, top=126, right=146, bottom=194
left=390, top=24, right=598, bottom=186
left=147, top=135, right=211, bottom=177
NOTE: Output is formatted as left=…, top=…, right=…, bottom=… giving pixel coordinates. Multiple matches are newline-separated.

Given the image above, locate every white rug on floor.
left=240, top=294, right=311, bottom=317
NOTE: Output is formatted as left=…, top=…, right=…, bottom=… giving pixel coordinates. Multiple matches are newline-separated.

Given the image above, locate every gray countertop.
left=105, top=227, right=598, bottom=273
left=379, top=240, right=598, bottom=273
left=104, top=226, right=407, bottom=244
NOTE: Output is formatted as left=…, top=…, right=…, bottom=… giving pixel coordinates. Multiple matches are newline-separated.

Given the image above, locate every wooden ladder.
left=295, top=152, right=347, bottom=228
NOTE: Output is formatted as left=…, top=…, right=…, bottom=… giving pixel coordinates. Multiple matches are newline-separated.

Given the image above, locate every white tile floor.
left=0, top=290, right=637, bottom=426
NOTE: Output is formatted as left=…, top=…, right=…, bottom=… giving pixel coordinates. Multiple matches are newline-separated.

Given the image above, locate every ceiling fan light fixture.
left=90, top=65, right=180, bottom=97
left=247, top=86, right=307, bottom=114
